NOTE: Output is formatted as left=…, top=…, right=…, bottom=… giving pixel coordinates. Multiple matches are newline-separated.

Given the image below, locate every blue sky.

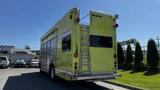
left=0, top=0, right=160, bottom=50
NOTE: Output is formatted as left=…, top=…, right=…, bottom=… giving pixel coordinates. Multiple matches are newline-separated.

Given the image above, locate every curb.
left=103, top=80, right=144, bottom=90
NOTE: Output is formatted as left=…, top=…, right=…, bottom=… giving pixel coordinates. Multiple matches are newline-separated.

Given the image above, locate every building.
left=10, top=49, right=35, bottom=64
left=0, top=45, right=39, bottom=64
left=0, top=45, right=15, bottom=54
left=31, top=50, right=40, bottom=59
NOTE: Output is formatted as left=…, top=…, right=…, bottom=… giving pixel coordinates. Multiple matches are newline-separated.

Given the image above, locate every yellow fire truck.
left=40, top=7, right=119, bottom=80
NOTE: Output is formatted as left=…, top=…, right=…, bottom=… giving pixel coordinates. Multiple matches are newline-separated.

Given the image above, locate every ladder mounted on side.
left=79, top=25, right=91, bottom=76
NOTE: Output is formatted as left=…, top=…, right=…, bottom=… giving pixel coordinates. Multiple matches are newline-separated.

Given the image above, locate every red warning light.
left=75, top=17, right=80, bottom=23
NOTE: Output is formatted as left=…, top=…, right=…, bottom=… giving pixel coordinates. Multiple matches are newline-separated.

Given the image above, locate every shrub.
left=134, top=42, right=143, bottom=71
left=117, top=43, right=125, bottom=69
left=125, top=44, right=133, bottom=69
left=147, top=39, right=159, bottom=71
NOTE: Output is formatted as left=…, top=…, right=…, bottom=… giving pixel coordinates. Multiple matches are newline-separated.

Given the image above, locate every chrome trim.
left=75, top=73, right=119, bottom=80
left=55, top=68, right=73, bottom=76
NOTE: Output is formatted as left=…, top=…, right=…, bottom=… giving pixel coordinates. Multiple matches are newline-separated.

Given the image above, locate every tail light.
left=74, top=62, right=78, bottom=70
left=114, top=61, right=117, bottom=69
left=75, top=17, right=80, bottom=23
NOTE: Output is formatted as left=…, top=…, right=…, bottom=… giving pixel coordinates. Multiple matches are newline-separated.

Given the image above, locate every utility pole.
left=155, top=36, right=160, bottom=49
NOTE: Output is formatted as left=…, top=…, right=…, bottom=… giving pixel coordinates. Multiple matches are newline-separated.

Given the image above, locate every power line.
left=155, top=36, right=160, bottom=49
left=80, top=14, right=89, bottom=21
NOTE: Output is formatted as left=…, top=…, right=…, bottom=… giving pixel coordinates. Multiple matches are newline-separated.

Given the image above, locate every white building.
left=0, top=45, right=15, bottom=54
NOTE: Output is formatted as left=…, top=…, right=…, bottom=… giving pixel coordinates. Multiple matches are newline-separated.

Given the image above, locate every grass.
left=113, top=70, right=160, bottom=90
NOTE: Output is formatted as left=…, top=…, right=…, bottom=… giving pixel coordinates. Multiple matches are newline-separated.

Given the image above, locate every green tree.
left=134, top=42, right=143, bottom=71
left=147, top=39, right=159, bottom=71
left=125, top=44, right=133, bottom=69
left=117, top=43, right=125, bottom=69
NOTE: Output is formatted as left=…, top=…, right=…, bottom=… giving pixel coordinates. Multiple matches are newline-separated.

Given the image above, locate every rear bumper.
left=55, top=68, right=120, bottom=81
left=74, top=73, right=120, bottom=80
left=31, top=63, right=39, bottom=67
left=14, top=63, right=25, bottom=67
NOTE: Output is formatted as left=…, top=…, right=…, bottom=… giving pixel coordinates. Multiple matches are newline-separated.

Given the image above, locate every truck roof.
left=41, top=7, right=79, bottom=41
left=41, top=8, right=115, bottom=41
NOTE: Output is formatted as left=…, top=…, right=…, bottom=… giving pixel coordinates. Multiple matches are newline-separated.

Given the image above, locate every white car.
left=30, top=59, right=39, bottom=68
left=0, top=56, right=9, bottom=68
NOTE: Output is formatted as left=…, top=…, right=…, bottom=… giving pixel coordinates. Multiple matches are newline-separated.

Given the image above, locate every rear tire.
left=49, top=66, right=56, bottom=80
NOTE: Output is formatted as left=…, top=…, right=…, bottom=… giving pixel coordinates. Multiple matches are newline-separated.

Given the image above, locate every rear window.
left=90, top=35, right=113, bottom=48
left=0, top=57, right=7, bottom=61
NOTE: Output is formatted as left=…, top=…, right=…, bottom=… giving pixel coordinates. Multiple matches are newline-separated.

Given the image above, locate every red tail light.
left=75, top=17, right=80, bottom=23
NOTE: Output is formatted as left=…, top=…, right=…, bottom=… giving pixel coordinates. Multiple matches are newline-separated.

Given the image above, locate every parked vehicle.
left=0, top=56, right=9, bottom=68
left=40, top=8, right=119, bottom=81
left=14, top=59, right=26, bottom=68
left=30, top=60, right=39, bottom=68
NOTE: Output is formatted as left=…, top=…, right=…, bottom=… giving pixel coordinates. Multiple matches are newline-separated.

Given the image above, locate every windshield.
left=0, top=57, right=7, bottom=61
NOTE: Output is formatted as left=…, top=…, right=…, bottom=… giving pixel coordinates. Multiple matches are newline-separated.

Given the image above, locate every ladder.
left=80, top=25, right=91, bottom=75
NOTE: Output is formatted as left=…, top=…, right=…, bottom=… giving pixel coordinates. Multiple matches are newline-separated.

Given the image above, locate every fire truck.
left=40, top=7, right=119, bottom=80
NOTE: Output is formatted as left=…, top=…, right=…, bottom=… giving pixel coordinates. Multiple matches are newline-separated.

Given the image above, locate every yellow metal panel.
left=89, top=11, right=117, bottom=73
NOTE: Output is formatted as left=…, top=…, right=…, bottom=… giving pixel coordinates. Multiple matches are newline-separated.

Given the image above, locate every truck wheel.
left=49, top=66, right=56, bottom=80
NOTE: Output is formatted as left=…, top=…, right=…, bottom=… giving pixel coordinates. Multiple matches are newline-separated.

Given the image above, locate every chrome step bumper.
left=74, top=73, right=120, bottom=80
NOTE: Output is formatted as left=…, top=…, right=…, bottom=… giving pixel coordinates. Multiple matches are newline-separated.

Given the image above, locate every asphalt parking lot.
left=0, top=68, right=110, bottom=90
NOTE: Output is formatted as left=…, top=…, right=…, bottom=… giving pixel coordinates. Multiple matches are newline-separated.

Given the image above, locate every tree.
left=147, top=39, right=159, bottom=71
left=25, top=45, right=30, bottom=50
left=125, top=44, right=133, bottom=69
left=117, top=43, right=125, bottom=69
left=134, top=42, right=143, bottom=71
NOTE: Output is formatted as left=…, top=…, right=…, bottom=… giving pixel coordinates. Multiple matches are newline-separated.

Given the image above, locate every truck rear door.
left=89, top=11, right=117, bottom=74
